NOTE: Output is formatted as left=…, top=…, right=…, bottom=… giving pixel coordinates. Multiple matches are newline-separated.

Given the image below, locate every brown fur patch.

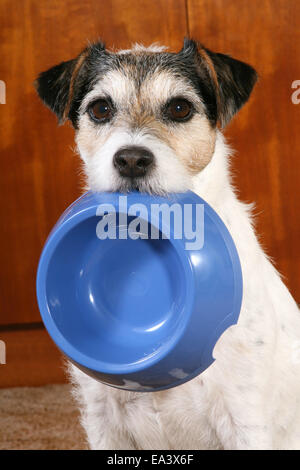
left=62, top=49, right=89, bottom=123
left=148, top=116, right=216, bottom=174
left=75, top=116, right=114, bottom=158
left=197, top=46, right=221, bottom=119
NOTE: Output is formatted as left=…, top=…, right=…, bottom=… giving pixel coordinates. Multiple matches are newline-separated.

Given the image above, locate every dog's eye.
left=88, top=99, right=113, bottom=122
left=166, top=98, right=193, bottom=122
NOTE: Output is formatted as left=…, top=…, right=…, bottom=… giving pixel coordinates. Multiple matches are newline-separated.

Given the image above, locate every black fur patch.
left=35, top=38, right=257, bottom=129
left=35, top=58, right=77, bottom=124
left=205, top=47, right=258, bottom=127
left=35, top=42, right=107, bottom=127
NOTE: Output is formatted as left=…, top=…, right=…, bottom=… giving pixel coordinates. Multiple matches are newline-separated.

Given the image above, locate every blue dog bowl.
left=36, top=191, right=242, bottom=392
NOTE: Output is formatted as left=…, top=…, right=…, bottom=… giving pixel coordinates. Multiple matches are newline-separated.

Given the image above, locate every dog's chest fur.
left=69, top=133, right=300, bottom=450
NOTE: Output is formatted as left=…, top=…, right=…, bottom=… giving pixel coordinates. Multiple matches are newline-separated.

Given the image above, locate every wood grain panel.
left=0, top=326, right=66, bottom=387
left=188, top=0, right=300, bottom=302
left=0, top=0, right=188, bottom=325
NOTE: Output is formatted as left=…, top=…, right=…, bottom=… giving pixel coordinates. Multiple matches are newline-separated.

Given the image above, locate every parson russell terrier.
left=35, top=39, right=300, bottom=450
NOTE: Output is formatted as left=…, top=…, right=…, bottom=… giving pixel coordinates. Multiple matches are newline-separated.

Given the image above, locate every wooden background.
left=0, top=0, right=299, bottom=387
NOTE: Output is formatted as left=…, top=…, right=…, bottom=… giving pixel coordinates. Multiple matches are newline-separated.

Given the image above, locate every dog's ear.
left=34, top=42, right=105, bottom=126
left=35, top=58, right=78, bottom=124
left=205, top=47, right=258, bottom=127
left=181, top=39, right=258, bottom=127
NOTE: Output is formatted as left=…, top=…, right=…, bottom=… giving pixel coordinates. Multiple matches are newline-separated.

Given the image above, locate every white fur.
left=116, top=43, right=168, bottom=54
left=69, top=131, right=300, bottom=450
left=78, top=128, right=190, bottom=194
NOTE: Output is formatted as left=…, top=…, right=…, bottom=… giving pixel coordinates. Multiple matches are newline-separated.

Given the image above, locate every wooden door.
left=0, top=0, right=298, bottom=386
left=0, top=0, right=188, bottom=386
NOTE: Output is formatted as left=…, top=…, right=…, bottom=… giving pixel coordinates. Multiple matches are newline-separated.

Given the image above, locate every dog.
left=35, top=39, right=300, bottom=450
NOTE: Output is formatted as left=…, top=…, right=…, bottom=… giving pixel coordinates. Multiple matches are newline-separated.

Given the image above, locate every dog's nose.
left=113, top=146, right=154, bottom=178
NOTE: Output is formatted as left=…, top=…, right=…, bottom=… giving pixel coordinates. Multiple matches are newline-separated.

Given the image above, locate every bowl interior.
left=45, top=215, right=188, bottom=368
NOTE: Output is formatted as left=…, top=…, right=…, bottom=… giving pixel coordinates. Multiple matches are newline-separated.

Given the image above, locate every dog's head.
left=35, top=39, right=257, bottom=194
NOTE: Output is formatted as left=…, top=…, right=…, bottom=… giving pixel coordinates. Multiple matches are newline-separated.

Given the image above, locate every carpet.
left=0, top=384, right=88, bottom=450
